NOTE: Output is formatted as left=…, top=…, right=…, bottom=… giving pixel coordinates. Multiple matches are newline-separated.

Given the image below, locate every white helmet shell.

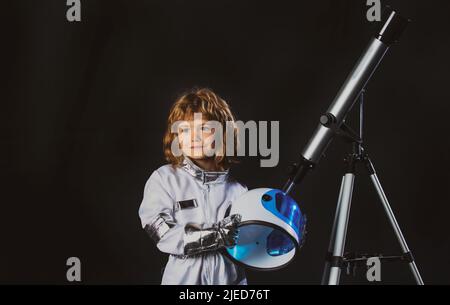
left=225, top=188, right=307, bottom=270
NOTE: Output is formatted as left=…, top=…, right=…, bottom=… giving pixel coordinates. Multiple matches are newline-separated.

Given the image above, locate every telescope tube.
left=283, top=9, right=409, bottom=194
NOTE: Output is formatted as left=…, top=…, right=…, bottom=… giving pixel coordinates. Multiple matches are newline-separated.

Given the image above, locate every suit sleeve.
left=138, top=170, right=186, bottom=256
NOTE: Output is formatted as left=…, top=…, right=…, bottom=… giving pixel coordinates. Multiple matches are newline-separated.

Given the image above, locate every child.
left=138, top=88, right=248, bottom=285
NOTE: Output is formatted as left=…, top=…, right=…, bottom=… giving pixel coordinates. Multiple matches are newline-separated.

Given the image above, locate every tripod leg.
left=327, top=173, right=355, bottom=285
left=321, top=177, right=345, bottom=285
left=366, top=158, right=424, bottom=285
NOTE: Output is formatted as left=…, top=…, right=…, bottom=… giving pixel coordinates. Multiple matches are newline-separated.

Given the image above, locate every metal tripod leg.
left=321, top=177, right=344, bottom=284
left=366, top=158, right=424, bottom=285
left=323, top=173, right=355, bottom=285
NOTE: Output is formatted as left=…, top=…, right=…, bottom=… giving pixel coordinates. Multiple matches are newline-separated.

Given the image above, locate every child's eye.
left=202, top=126, right=213, bottom=132
left=179, top=127, right=190, bottom=133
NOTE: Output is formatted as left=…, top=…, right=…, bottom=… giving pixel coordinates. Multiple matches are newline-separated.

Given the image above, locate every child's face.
left=178, top=119, right=217, bottom=160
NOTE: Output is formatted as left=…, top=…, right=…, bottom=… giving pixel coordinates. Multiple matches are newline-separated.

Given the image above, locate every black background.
left=2, top=0, right=449, bottom=284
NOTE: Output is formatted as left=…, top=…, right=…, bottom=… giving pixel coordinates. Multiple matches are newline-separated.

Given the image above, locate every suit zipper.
left=205, top=184, right=210, bottom=224
left=203, top=183, right=211, bottom=284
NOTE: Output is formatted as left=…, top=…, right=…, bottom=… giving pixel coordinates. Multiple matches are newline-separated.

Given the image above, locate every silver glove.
left=183, top=214, right=241, bottom=256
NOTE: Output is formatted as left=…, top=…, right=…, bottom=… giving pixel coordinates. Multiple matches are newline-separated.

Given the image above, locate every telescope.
left=226, top=8, right=423, bottom=285
left=282, top=8, right=409, bottom=193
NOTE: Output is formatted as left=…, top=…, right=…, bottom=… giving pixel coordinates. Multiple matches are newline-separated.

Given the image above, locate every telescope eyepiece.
left=375, top=9, right=409, bottom=45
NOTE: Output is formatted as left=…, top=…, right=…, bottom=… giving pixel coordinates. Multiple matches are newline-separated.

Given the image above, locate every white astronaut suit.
left=138, top=156, right=248, bottom=285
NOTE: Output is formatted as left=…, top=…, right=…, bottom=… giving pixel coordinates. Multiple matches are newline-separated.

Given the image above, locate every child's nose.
left=192, top=128, right=202, bottom=141
left=190, top=134, right=199, bottom=143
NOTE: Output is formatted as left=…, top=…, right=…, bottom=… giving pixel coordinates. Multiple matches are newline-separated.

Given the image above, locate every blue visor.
left=262, top=189, right=306, bottom=256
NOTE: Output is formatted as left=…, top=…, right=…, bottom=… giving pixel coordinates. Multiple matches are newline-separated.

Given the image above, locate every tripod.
left=320, top=91, right=424, bottom=285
